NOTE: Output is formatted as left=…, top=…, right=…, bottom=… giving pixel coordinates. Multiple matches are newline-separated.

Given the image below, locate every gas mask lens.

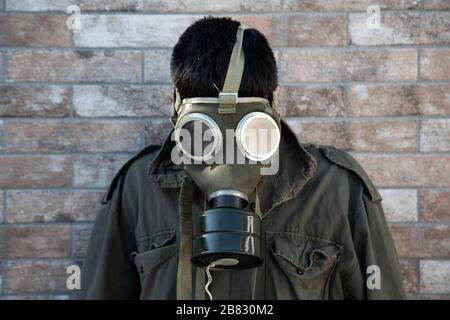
left=174, top=113, right=222, bottom=162
left=236, top=112, right=280, bottom=162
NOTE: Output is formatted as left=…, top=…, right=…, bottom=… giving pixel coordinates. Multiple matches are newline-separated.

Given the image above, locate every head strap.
left=218, top=27, right=245, bottom=114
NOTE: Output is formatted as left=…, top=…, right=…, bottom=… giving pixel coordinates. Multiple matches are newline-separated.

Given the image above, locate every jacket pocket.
left=132, top=230, right=177, bottom=300
left=265, top=231, right=341, bottom=300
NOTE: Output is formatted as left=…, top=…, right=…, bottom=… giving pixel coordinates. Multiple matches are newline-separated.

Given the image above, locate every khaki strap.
left=193, top=198, right=210, bottom=300
left=218, top=27, right=245, bottom=114
left=176, top=215, right=192, bottom=299
left=194, top=267, right=206, bottom=300
left=176, top=178, right=195, bottom=300
left=171, top=88, right=182, bottom=126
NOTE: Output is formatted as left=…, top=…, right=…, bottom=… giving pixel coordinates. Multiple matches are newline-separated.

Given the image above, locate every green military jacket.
left=77, top=120, right=406, bottom=300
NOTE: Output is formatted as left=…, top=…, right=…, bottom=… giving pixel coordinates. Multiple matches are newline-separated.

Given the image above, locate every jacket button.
left=139, top=266, right=144, bottom=274
left=296, top=268, right=304, bottom=275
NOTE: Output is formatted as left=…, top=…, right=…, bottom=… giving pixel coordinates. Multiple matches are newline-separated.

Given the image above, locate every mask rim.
left=236, top=111, right=281, bottom=162
left=174, top=112, right=223, bottom=162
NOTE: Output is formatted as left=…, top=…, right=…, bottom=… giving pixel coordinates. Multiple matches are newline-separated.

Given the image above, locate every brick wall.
left=0, top=0, right=449, bottom=299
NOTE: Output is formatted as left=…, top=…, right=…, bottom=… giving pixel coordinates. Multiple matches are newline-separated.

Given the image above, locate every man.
left=78, top=17, right=406, bottom=300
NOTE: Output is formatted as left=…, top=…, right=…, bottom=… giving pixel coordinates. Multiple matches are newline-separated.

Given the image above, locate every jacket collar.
left=148, top=119, right=317, bottom=216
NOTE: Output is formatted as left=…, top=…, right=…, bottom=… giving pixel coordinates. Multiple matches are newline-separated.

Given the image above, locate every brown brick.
left=73, top=154, right=130, bottom=188
left=0, top=16, right=69, bottom=47
left=420, top=260, right=450, bottom=294
left=421, top=49, right=450, bottom=80
left=0, top=225, right=70, bottom=258
left=6, top=0, right=143, bottom=11
left=143, top=118, right=173, bottom=146
left=390, top=225, right=450, bottom=258
left=6, top=190, right=103, bottom=223
left=280, top=49, right=417, bottom=83
left=7, top=120, right=141, bottom=153
left=72, top=224, right=93, bottom=259
left=74, top=14, right=197, bottom=48
left=231, top=15, right=279, bottom=47
left=278, top=86, right=344, bottom=117
left=420, top=119, right=450, bottom=152
left=284, top=0, right=421, bottom=11
left=73, top=85, right=171, bottom=117
left=144, top=50, right=171, bottom=83
left=355, top=155, right=450, bottom=187
left=421, top=190, right=450, bottom=222
left=233, top=15, right=346, bottom=47
left=349, top=84, right=450, bottom=117
left=425, top=0, right=450, bottom=9
left=0, top=156, right=70, bottom=188
left=3, top=260, right=73, bottom=294
left=399, top=259, right=418, bottom=294
left=0, top=86, right=70, bottom=117
left=286, top=119, right=417, bottom=152
left=286, top=15, right=346, bottom=47
left=6, top=50, right=141, bottom=82
left=379, top=189, right=418, bottom=222
left=349, top=13, right=450, bottom=45
left=144, top=0, right=281, bottom=12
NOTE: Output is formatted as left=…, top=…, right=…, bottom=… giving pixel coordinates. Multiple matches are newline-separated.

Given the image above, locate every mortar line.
left=69, top=223, right=74, bottom=258
left=141, top=50, right=145, bottom=84
left=0, top=222, right=95, bottom=228
left=69, top=153, right=75, bottom=188
left=1, top=117, right=168, bottom=122
left=415, top=187, right=421, bottom=224
left=417, top=258, right=422, bottom=293
left=343, top=83, right=349, bottom=118
left=0, top=150, right=137, bottom=156
left=285, top=115, right=450, bottom=121
left=0, top=185, right=450, bottom=193
left=3, top=80, right=450, bottom=88
left=1, top=118, right=5, bottom=154
left=1, top=8, right=446, bottom=15
left=1, top=187, right=105, bottom=192
left=2, top=189, right=6, bottom=223
left=345, top=12, right=350, bottom=46
left=0, top=146, right=448, bottom=156
left=3, top=119, right=7, bottom=155
left=2, top=45, right=450, bottom=51
left=4, top=79, right=450, bottom=87
left=0, top=51, right=5, bottom=83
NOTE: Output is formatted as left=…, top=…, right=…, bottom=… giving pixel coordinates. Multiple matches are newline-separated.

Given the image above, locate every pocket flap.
left=132, top=230, right=177, bottom=274
left=133, top=243, right=177, bottom=275
left=266, top=231, right=341, bottom=271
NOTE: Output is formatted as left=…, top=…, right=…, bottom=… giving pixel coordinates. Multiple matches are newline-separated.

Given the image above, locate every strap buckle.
left=218, top=92, right=238, bottom=114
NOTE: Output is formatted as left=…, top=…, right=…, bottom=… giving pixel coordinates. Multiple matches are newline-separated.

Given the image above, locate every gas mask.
left=171, top=27, right=281, bottom=271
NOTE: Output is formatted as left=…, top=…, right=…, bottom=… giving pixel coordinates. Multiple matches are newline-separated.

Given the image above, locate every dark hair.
left=170, top=17, right=278, bottom=103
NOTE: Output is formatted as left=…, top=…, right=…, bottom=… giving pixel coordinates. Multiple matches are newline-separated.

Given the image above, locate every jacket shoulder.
left=307, top=144, right=382, bottom=202
left=101, top=144, right=161, bottom=204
